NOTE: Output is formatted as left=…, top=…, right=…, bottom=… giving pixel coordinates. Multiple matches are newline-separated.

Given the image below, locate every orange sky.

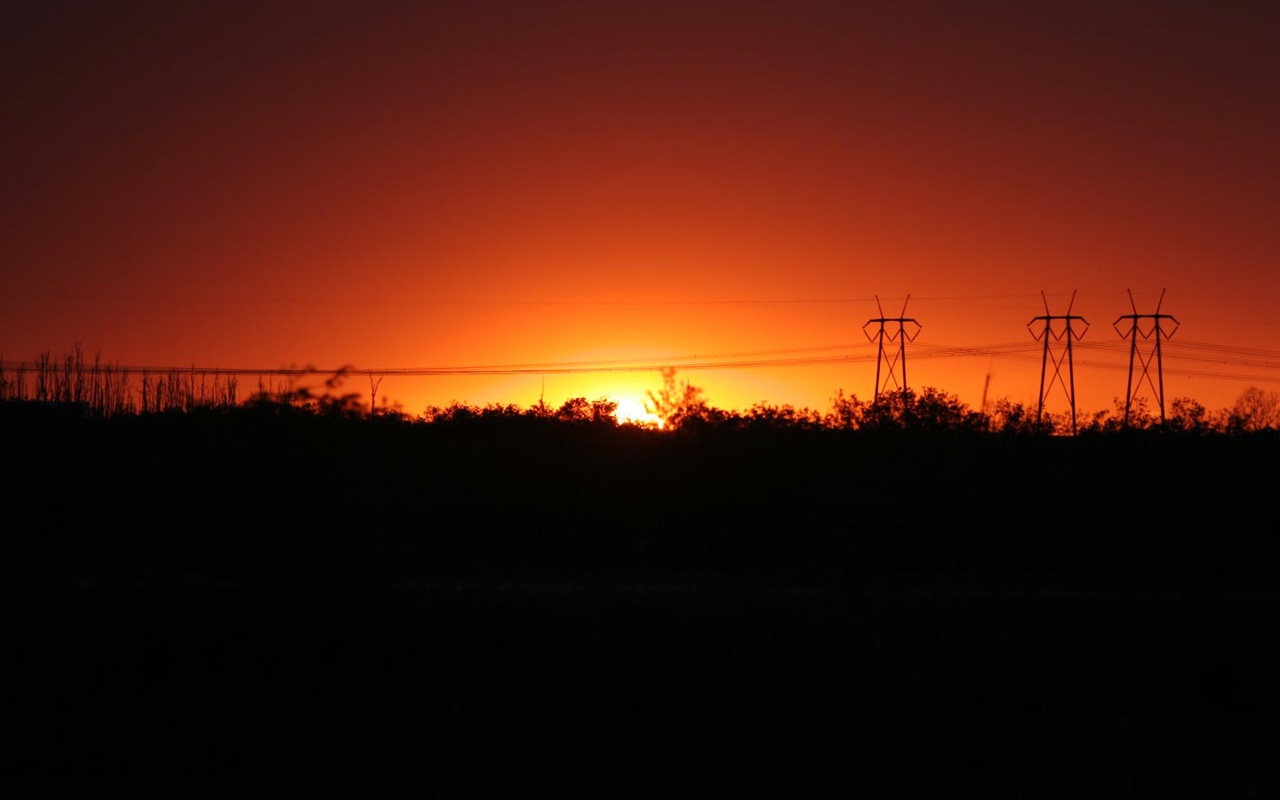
left=3, top=2, right=1278, bottom=418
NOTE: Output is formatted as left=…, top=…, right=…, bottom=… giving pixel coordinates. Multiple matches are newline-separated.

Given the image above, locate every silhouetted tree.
left=246, top=365, right=362, bottom=418
left=1082, top=396, right=1155, bottom=432
left=1164, top=397, right=1220, bottom=434
left=644, top=368, right=713, bottom=429
left=825, top=389, right=866, bottom=430
left=860, top=388, right=984, bottom=432
left=591, top=397, right=619, bottom=424
left=421, top=401, right=479, bottom=424
left=1232, top=386, right=1280, bottom=431
left=741, top=402, right=824, bottom=430
left=554, top=396, right=619, bottom=424
left=986, top=398, right=1056, bottom=435
left=556, top=397, right=592, bottom=422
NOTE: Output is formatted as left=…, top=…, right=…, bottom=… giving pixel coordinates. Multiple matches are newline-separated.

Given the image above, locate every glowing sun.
left=614, top=396, right=664, bottom=428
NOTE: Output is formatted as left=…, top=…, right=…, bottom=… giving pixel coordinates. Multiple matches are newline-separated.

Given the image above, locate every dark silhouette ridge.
left=7, top=359, right=1280, bottom=796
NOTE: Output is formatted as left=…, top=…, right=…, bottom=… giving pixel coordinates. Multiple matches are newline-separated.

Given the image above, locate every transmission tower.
left=863, top=295, right=921, bottom=399
left=1113, top=289, right=1179, bottom=424
left=1028, top=290, right=1088, bottom=433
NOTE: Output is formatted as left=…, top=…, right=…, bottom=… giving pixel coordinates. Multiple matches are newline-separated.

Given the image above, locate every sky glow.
left=3, top=2, right=1278, bottom=416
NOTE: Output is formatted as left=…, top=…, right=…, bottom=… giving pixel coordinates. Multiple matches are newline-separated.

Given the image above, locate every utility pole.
left=1028, top=290, right=1088, bottom=433
left=1113, top=289, right=1179, bottom=425
left=863, top=295, right=921, bottom=399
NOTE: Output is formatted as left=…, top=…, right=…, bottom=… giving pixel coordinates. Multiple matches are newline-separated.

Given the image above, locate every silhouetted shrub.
left=986, top=399, right=1055, bottom=435
left=858, top=387, right=985, bottom=432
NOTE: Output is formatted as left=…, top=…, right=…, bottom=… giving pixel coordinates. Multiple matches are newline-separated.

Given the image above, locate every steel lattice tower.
left=863, top=295, right=921, bottom=399
left=1113, top=289, right=1179, bottom=425
left=1028, top=290, right=1089, bottom=433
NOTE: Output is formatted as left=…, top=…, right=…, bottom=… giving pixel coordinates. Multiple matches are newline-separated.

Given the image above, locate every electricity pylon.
left=1028, top=290, right=1088, bottom=433
left=1113, top=289, right=1179, bottom=425
left=863, top=295, right=921, bottom=399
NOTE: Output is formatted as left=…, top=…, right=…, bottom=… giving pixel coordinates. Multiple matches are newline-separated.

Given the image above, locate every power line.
left=4, top=335, right=1280, bottom=385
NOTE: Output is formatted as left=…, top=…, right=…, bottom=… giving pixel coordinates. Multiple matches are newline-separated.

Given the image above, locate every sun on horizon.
left=614, top=396, right=665, bottom=428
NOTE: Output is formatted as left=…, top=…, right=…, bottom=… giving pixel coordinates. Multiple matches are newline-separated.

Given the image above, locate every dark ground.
left=7, top=409, right=1280, bottom=796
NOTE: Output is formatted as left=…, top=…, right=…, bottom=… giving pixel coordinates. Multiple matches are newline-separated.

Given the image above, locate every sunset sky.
left=4, top=1, right=1278, bottom=418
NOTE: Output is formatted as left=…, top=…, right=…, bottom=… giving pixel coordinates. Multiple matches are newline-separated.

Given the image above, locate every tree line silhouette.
left=9, top=352, right=1280, bottom=797
left=4, top=347, right=1279, bottom=433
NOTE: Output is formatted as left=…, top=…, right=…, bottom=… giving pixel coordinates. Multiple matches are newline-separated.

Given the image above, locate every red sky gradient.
left=4, top=2, right=1278, bottom=418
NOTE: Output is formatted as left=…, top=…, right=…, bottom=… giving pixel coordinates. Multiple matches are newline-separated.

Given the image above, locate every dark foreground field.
left=7, top=409, right=1280, bottom=796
